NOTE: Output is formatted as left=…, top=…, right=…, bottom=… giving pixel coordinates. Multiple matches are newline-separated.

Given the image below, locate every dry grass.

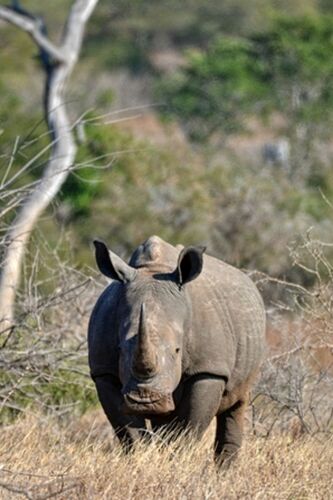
left=0, top=410, right=332, bottom=499
left=1, top=234, right=333, bottom=499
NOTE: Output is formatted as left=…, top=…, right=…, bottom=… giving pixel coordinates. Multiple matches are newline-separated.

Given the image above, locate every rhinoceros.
left=88, top=235, right=266, bottom=464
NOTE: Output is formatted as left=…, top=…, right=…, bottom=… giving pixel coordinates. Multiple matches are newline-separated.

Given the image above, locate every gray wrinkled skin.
left=88, top=236, right=266, bottom=464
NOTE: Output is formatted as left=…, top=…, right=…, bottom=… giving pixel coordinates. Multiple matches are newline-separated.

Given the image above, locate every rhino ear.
left=176, top=246, right=206, bottom=286
left=93, top=240, right=137, bottom=283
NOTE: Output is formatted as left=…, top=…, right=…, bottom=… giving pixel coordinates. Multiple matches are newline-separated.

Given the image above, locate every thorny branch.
left=251, top=235, right=333, bottom=438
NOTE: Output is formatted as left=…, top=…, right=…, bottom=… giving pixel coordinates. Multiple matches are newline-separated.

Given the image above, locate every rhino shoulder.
left=186, top=254, right=266, bottom=384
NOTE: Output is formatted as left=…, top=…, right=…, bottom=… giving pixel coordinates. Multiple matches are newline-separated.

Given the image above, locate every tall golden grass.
left=0, top=409, right=332, bottom=499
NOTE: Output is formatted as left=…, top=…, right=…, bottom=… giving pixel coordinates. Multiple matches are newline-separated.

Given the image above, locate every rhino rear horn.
left=93, top=240, right=137, bottom=283
left=176, top=246, right=206, bottom=286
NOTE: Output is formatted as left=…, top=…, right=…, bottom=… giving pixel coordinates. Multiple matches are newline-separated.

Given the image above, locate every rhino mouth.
left=123, top=390, right=175, bottom=415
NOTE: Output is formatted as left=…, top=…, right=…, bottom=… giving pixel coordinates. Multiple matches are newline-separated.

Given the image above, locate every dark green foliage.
left=158, top=37, right=269, bottom=139
left=87, top=0, right=324, bottom=65
left=254, top=16, right=333, bottom=121
left=160, top=15, right=333, bottom=139
left=58, top=119, right=106, bottom=219
left=0, top=368, right=97, bottom=423
left=40, top=370, right=97, bottom=413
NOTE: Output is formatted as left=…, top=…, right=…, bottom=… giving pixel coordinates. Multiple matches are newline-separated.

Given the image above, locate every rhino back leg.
left=94, top=375, right=146, bottom=450
left=214, top=398, right=247, bottom=467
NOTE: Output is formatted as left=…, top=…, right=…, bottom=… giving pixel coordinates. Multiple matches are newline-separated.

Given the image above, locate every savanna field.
left=0, top=265, right=332, bottom=499
left=1, top=1, right=333, bottom=498
left=1, top=411, right=332, bottom=499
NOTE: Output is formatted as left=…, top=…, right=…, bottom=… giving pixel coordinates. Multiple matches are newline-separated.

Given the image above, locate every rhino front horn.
left=132, top=304, right=159, bottom=379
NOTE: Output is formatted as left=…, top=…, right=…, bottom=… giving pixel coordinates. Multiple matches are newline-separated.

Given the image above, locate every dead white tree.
left=0, top=0, right=99, bottom=327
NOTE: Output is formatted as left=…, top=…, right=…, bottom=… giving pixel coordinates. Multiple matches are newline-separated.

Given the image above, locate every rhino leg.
left=94, top=375, right=146, bottom=451
left=214, top=399, right=247, bottom=467
left=174, top=375, right=226, bottom=439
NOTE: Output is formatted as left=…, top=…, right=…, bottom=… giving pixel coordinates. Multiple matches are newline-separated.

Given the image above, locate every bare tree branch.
left=0, top=0, right=99, bottom=326
left=0, top=6, right=65, bottom=63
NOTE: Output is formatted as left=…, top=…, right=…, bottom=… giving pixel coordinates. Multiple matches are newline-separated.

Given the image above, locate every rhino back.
left=88, top=281, right=122, bottom=377
left=186, top=254, right=266, bottom=389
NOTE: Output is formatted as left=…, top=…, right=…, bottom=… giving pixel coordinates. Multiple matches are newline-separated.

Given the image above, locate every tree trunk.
left=0, top=0, right=99, bottom=328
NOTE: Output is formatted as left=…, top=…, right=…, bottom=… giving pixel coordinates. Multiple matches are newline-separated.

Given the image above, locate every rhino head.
left=94, top=240, right=205, bottom=416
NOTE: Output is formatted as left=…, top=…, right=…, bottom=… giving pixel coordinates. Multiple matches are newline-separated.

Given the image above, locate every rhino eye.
left=175, top=347, right=180, bottom=354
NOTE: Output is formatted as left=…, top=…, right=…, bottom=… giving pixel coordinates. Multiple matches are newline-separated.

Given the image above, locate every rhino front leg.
left=215, top=399, right=247, bottom=467
left=94, top=375, right=146, bottom=451
left=176, top=375, right=226, bottom=439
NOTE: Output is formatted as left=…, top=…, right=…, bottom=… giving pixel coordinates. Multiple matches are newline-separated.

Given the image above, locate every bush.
left=0, top=257, right=99, bottom=423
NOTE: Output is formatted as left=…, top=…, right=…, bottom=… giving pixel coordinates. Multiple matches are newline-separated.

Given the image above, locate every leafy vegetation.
left=1, top=4, right=333, bottom=284
left=160, top=15, right=333, bottom=142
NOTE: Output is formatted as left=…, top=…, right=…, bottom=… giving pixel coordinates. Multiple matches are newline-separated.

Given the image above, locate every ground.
left=0, top=409, right=332, bottom=499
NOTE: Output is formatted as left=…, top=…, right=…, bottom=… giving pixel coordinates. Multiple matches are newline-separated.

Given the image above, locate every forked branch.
left=0, top=0, right=99, bottom=327
left=0, top=5, right=65, bottom=63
